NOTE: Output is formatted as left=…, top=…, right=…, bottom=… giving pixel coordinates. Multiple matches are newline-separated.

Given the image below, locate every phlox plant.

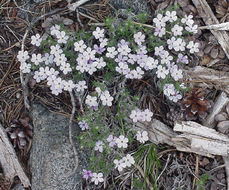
left=17, top=8, right=199, bottom=188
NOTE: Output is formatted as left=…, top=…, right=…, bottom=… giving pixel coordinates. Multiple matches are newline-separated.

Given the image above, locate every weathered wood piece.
left=174, top=121, right=229, bottom=157
left=203, top=92, right=229, bottom=127
left=68, top=0, right=91, bottom=11
left=192, top=0, right=229, bottom=59
left=199, top=22, right=229, bottom=30
left=0, top=124, right=30, bottom=187
left=134, top=120, right=229, bottom=157
left=185, top=66, right=229, bottom=90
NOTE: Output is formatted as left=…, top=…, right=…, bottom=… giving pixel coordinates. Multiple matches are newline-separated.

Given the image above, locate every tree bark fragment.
left=0, top=124, right=30, bottom=187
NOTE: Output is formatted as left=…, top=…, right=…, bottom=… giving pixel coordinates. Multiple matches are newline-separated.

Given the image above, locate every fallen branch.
left=69, top=91, right=78, bottom=173
left=199, top=22, right=229, bottom=30
left=192, top=0, right=229, bottom=60
left=134, top=119, right=229, bottom=158
left=0, top=124, right=30, bottom=187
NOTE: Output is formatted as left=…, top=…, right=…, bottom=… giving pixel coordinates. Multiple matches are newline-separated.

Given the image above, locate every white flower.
left=136, top=131, right=149, bottom=143
left=50, top=24, right=60, bottom=36
left=94, top=57, right=106, bottom=69
left=20, top=62, right=31, bottom=73
left=141, top=109, right=153, bottom=122
left=43, top=53, right=54, bottom=65
left=173, top=38, right=186, bottom=52
left=181, top=15, right=193, bottom=24
left=33, top=71, right=43, bottom=83
left=136, top=46, right=147, bottom=55
left=116, top=135, right=128, bottom=148
left=154, top=46, right=164, bottom=56
left=118, top=45, right=131, bottom=55
left=74, top=40, right=87, bottom=53
left=87, top=63, right=97, bottom=75
left=85, top=95, right=98, bottom=107
left=94, top=140, right=104, bottom=153
left=170, top=67, right=183, bottom=81
left=60, top=63, right=72, bottom=75
left=95, top=87, right=102, bottom=96
left=169, top=91, right=182, bottom=103
left=31, top=34, right=42, bottom=46
left=171, top=25, right=183, bottom=36
left=156, top=65, right=169, bottom=79
left=153, top=14, right=166, bottom=27
left=47, top=75, right=57, bottom=86
left=54, top=53, right=67, bottom=66
left=106, top=135, right=117, bottom=148
left=91, top=173, right=104, bottom=185
left=100, top=90, right=113, bottom=107
left=17, top=50, right=29, bottom=63
left=78, top=120, right=89, bottom=130
left=56, top=31, right=69, bottom=44
left=63, top=80, right=75, bottom=91
left=167, top=37, right=176, bottom=50
left=38, top=67, right=48, bottom=80
left=123, top=154, right=135, bottom=167
left=165, top=11, right=177, bottom=22
left=114, top=159, right=126, bottom=172
left=99, top=38, right=108, bottom=48
left=187, top=41, right=199, bottom=53
left=130, top=110, right=140, bottom=123
left=31, top=53, right=42, bottom=65
left=161, top=51, right=173, bottom=65
left=83, top=47, right=96, bottom=60
left=47, top=67, right=59, bottom=76
left=50, top=44, right=63, bottom=56
left=134, top=32, right=145, bottom=45
left=163, top=84, right=176, bottom=97
left=50, top=84, right=62, bottom=96
left=145, top=57, right=158, bottom=70
left=185, top=24, right=198, bottom=34
left=154, top=27, right=166, bottom=37
left=92, top=27, right=104, bottom=39
left=75, top=80, right=87, bottom=92
left=106, top=47, right=118, bottom=58
left=54, top=77, right=64, bottom=89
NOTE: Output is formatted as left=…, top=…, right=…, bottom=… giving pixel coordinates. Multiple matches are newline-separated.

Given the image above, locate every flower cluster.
left=18, top=10, right=199, bottom=103
left=136, top=131, right=149, bottom=143
left=85, top=87, right=113, bottom=107
left=113, top=154, right=135, bottom=172
left=130, top=109, right=153, bottom=123
left=82, top=170, right=104, bottom=185
left=17, top=10, right=201, bottom=187
left=152, top=11, right=199, bottom=101
left=163, top=83, right=182, bottom=102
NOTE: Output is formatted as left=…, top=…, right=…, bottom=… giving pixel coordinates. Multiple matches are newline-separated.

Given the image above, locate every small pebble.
left=16, top=92, right=21, bottom=99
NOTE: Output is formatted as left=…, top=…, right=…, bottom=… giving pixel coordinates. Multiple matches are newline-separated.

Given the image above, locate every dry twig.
left=69, top=91, right=78, bottom=172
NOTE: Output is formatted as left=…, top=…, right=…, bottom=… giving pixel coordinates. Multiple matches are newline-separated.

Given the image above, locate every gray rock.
left=11, top=184, right=25, bottom=190
left=109, top=0, right=151, bottom=15
left=30, top=103, right=88, bottom=190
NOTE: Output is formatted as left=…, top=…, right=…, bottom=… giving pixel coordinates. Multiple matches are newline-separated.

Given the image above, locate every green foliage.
left=196, top=174, right=209, bottom=190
